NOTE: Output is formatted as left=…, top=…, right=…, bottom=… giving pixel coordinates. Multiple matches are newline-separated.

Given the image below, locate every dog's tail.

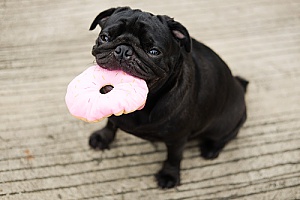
left=235, top=76, right=249, bottom=92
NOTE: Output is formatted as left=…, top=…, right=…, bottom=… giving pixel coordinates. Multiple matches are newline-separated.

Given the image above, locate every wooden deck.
left=1, top=0, right=299, bottom=199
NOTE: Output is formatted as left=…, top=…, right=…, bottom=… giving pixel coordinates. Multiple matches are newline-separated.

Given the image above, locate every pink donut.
left=65, top=65, right=148, bottom=122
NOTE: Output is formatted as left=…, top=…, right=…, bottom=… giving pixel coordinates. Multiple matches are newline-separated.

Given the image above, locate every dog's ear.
left=161, top=16, right=192, bottom=52
left=89, top=8, right=116, bottom=30
left=89, top=7, right=130, bottom=30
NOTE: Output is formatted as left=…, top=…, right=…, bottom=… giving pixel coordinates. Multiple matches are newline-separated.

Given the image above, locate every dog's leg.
left=199, top=138, right=227, bottom=159
left=89, top=119, right=118, bottom=150
left=200, top=127, right=240, bottom=159
left=200, top=111, right=247, bottom=159
left=155, top=140, right=186, bottom=189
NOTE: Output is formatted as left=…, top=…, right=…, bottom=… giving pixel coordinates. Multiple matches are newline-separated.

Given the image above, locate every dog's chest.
left=109, top=113, right=167, bottom=141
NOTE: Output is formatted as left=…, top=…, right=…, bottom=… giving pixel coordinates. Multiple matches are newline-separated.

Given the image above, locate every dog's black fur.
left=88, top=7, right=248, bottom=189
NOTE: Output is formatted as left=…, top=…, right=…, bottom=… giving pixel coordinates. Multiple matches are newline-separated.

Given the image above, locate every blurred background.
left=1, top=0, right=299, bottom=199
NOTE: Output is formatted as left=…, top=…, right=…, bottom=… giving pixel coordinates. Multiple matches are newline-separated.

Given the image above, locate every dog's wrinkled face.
left=90, top=7, right=191, bottom=91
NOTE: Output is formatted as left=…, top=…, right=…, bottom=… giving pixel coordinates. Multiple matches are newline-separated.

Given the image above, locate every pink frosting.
left=65, top=65, right=148, bottom=122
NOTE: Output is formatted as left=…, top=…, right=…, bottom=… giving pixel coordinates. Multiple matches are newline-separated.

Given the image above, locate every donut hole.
left=99, top=85, right=114, bottom=94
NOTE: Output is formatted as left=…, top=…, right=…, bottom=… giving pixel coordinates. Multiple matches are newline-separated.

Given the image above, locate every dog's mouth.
left=95, top=56, right=148, bottom=79
left=93, top=49, right=158, bottom=80
left=92, top=43, right=168, bottom=90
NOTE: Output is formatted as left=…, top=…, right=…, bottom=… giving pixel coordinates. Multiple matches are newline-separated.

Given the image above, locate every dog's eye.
left=99, top=34, right=109, bottom=43
left=148, top=48, right=161, bottom=56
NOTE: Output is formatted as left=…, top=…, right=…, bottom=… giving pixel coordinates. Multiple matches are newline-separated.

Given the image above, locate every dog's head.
left=90, top=7, right=191, bottom=91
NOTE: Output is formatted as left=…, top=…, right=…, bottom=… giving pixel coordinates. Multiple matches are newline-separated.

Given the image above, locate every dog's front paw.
left=155, top=168, right=180, bottom=189
left=89, top=129, right=112, bottom=150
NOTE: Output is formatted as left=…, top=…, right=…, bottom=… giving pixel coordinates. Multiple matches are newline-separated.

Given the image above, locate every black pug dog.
left=88, top=7, right=248, bottom=189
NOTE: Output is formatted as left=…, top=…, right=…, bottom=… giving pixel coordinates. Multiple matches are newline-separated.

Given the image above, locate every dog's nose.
left=114, top=45, right=133, bottom=60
